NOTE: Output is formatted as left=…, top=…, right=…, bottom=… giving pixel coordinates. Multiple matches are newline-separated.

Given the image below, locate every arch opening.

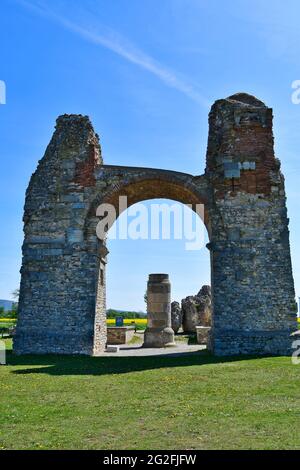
left=92, top=192, right=211, bottom=355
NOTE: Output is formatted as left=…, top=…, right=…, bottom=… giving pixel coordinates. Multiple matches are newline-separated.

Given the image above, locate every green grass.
left=0, top=339, right=300, bottom=450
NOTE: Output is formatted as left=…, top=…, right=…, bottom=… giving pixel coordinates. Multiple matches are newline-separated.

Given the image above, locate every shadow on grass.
left=6, top=349, right=269, bottom=377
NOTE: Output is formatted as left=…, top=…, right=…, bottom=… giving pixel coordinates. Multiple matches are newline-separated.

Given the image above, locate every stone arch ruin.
left=14, top=93, right=298, bottom=356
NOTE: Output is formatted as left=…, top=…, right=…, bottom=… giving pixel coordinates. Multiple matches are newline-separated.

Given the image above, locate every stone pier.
left=143, top=274, right=175, bottom=348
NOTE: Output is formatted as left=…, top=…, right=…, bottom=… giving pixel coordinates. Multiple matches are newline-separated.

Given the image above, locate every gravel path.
left=101, top=341, right=206, bottom=357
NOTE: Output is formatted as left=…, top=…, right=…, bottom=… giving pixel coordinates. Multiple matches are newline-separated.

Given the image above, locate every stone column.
left=143, top=274, right=175, bottom=348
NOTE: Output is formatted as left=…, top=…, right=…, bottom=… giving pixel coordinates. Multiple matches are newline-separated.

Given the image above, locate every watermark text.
left=96, top=197, right=205, bottom=251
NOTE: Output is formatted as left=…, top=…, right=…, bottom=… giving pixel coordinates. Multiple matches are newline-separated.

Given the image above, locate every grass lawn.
left=0, top=338, right=299, bottom=450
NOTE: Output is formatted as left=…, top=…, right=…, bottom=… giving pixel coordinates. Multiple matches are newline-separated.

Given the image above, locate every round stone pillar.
left=143, top=274, right=175, bottom=348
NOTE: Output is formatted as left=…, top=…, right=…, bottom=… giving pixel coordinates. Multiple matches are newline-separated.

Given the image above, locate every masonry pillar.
left=206, top=93, right=298, bottom=355
left=144, top=274, right=175, bottom=348
left=14, top=115, right=107, bottom=355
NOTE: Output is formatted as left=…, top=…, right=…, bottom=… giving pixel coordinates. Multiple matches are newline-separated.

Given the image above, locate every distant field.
left=0, top=319, right=16, bottom=330
left=1, top=318, right=299, bottom=328
left=0, top=318, right=146, bottom=323
left=0, top=318, right=148, bottom=324
left=0, top=317, right=148, bottom=331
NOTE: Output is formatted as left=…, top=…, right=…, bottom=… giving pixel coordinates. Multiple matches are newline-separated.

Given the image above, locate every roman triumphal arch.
left=14, top=93, right=298, bottom=356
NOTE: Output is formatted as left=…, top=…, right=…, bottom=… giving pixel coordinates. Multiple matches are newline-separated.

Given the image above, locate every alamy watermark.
left=0, top=80, right=6, bottom=105
left=291, top=339, right=300, bottom=365
left=0, top=340, right=6, bottom=365
left=96, top=196, right=205, bottom=251
left=291, top=80, right=300, bottom=104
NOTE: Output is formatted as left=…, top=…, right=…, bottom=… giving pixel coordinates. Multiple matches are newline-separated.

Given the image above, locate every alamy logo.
left=291, top=80, right=300, bottom=104
left=0, top=80, right=6, bottom=105
left=291, top=339, right=300, bottom=365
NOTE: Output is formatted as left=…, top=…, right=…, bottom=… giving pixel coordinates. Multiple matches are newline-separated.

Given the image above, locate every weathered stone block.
left=196, top=326, right=211, bottom=345
left=182, top=285, right=212, bottom=333
left=67, top=228, right=83, bottom=244
left=107, top=326, right=135, bottom=345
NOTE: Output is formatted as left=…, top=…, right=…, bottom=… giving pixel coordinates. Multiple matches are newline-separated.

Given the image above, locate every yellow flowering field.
left=0, top=318, right=148, bottom=325
left=1, top=317, right=299, bottom=326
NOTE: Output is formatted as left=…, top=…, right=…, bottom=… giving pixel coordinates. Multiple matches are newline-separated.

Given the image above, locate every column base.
left=143, top=327, right=175, bottom=348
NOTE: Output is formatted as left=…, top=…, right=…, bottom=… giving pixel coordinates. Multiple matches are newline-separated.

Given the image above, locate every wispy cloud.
left=17, top=0, right=209, bottom=107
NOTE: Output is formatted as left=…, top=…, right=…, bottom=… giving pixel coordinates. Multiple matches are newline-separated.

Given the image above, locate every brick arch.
left=102, top=178, right=206, bottom=214
left=83, top=168, right=211, bottom=243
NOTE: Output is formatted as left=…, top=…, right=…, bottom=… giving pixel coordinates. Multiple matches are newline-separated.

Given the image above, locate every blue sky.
left=1, top=0, right=300, bottom=311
